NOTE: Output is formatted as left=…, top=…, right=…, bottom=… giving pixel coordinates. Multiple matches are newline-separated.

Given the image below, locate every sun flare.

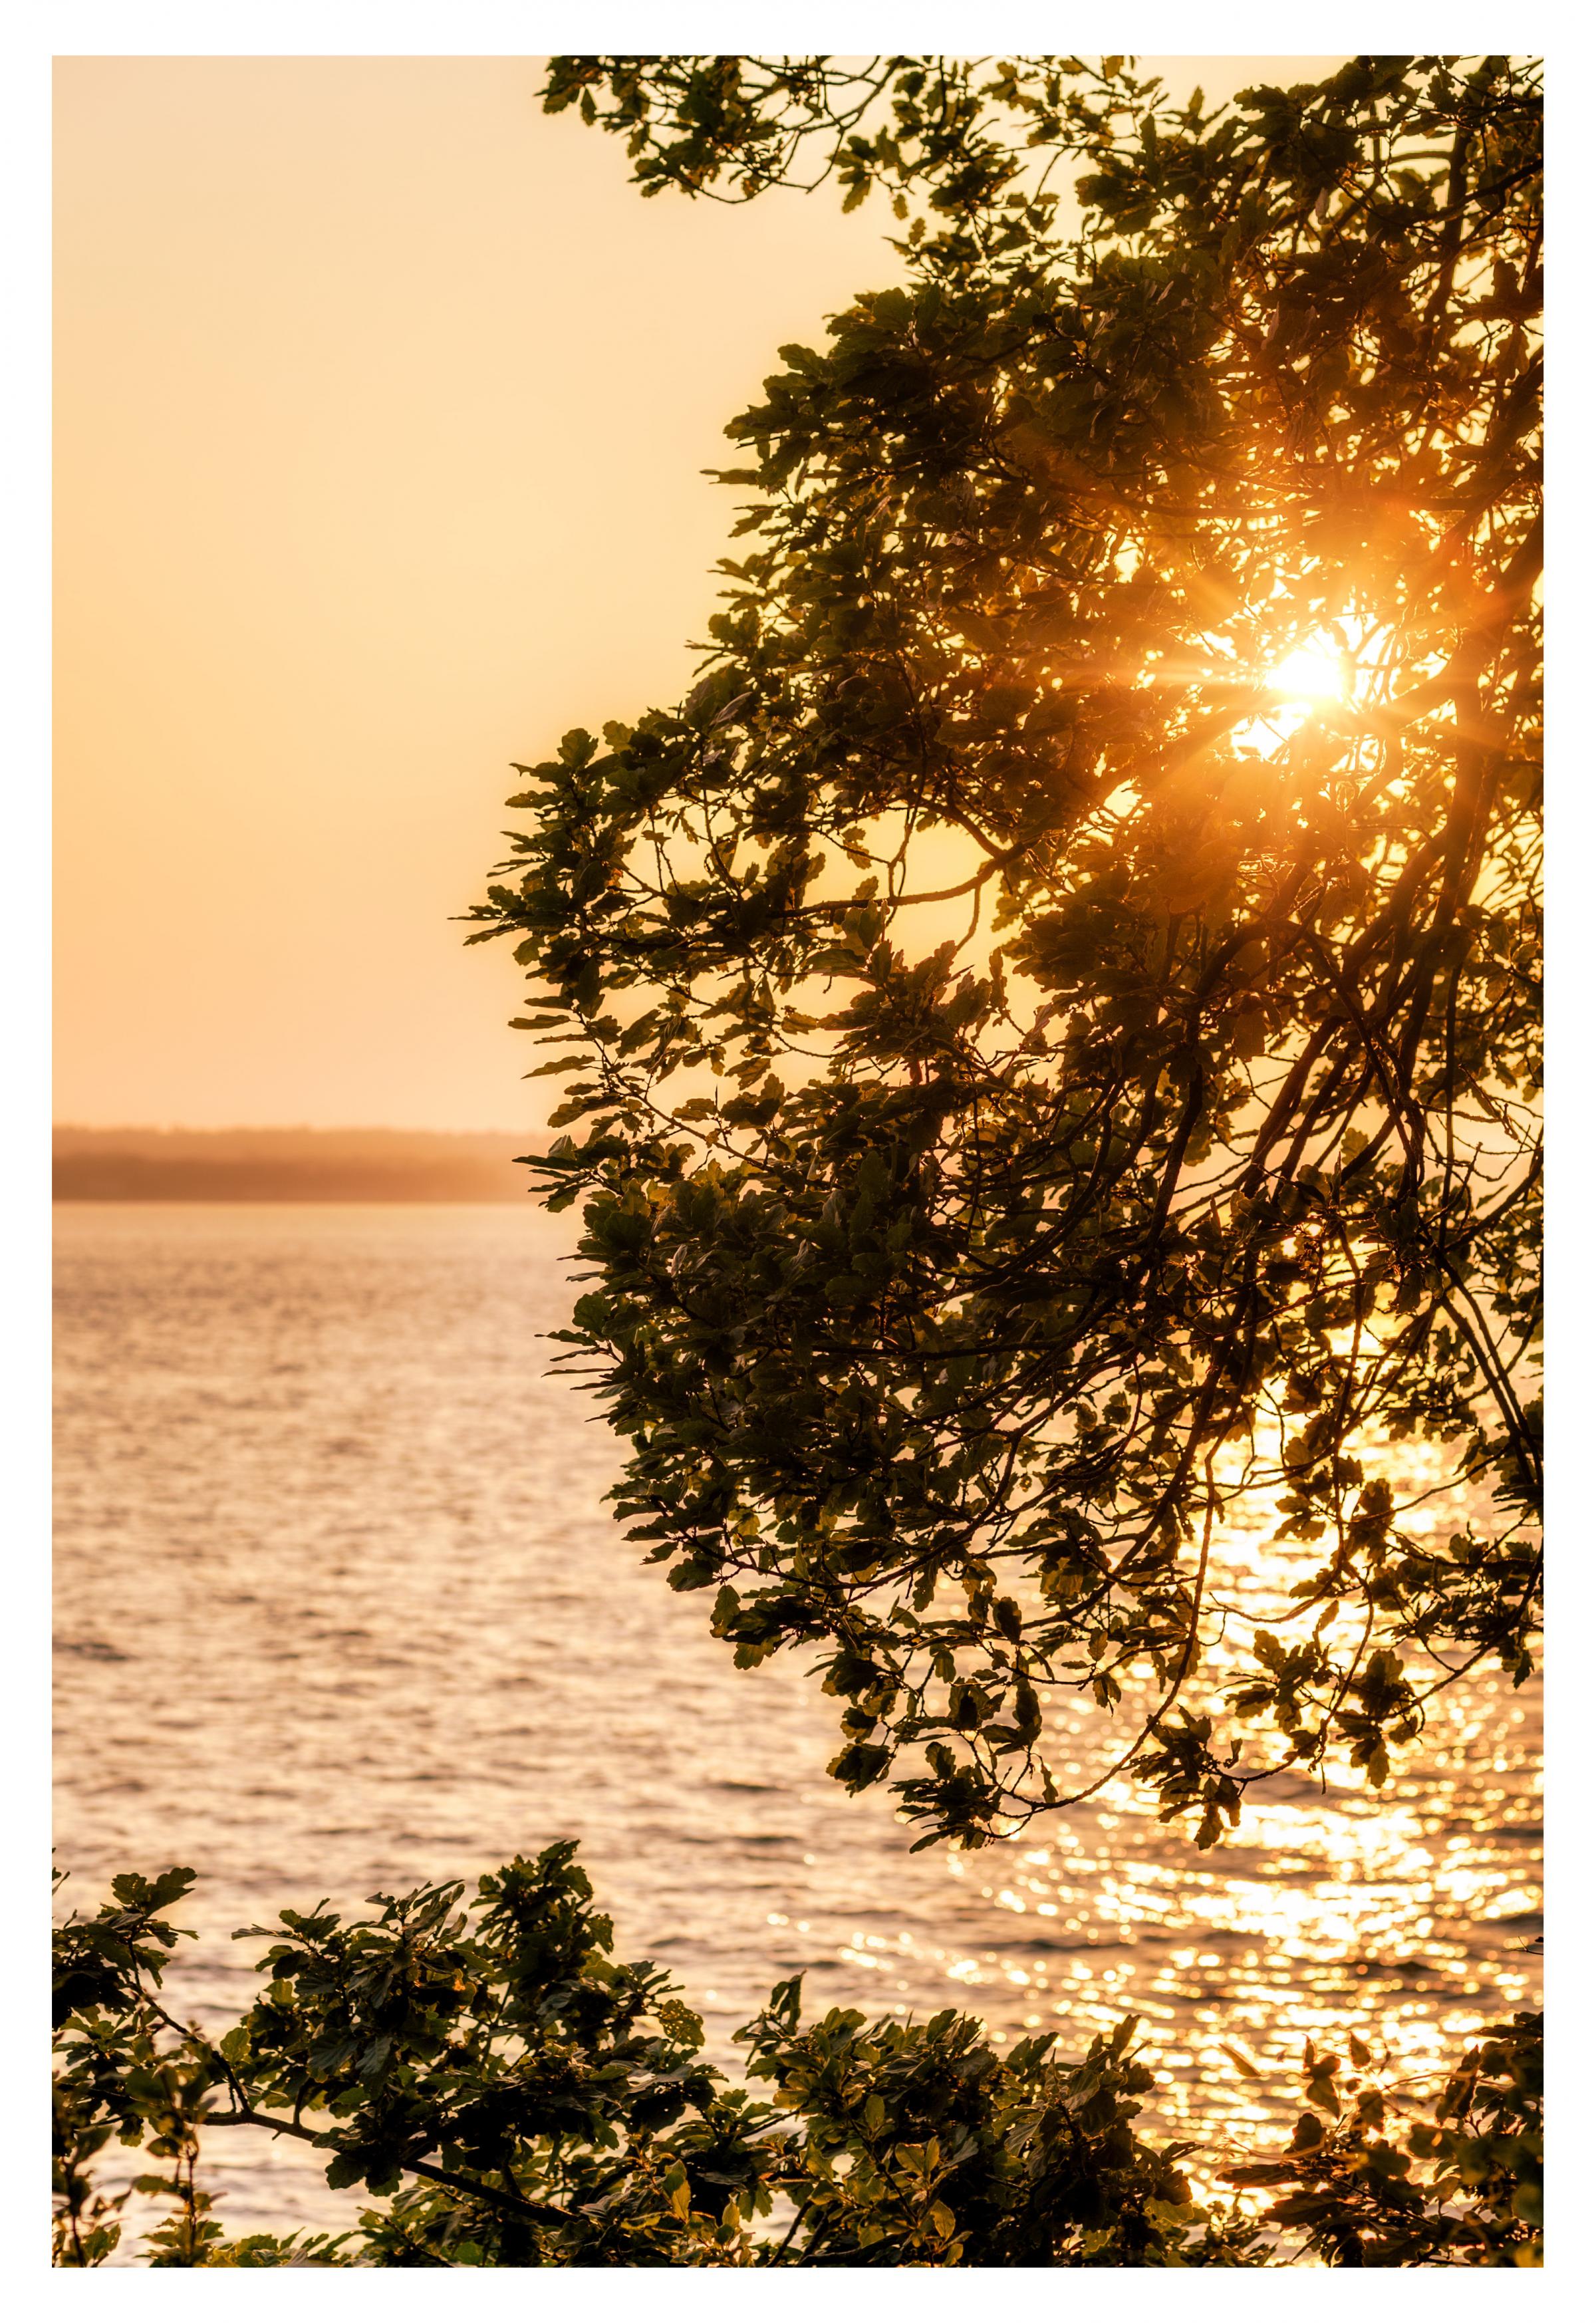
left=1267, top=643, right=1348, bottom=703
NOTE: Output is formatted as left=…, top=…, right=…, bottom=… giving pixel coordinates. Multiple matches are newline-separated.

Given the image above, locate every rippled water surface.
left=54, top=1203, right=1541, bottom=2248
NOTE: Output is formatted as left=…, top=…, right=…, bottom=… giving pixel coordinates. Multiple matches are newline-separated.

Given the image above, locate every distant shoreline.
left=52, top=1127, right=548, bottom=1204
left=53, top=1187, right=535, bottom=1204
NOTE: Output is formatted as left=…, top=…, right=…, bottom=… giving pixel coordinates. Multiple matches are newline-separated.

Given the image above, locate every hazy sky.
left=55, top=55, right=1343, bottom=1132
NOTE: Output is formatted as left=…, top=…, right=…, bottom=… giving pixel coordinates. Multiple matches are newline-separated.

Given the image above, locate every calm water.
left=54, top=1203, right=1541, bottom=2249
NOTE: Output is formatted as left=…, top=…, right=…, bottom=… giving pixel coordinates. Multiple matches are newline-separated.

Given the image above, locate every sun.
left=1230, top=631, right=1357, bottom=756
left=1267, top=643, right=1347, bottom=703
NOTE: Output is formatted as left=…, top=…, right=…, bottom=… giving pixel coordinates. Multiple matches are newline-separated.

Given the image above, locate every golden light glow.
left=1267, top=643, right=1348, bottom=702
left=922, top=1428, right=1541, bottom=2208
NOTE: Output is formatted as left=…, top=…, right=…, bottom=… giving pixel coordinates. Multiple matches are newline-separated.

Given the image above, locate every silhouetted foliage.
left=473, top=54, right=1542, bottom=1850
left=53, top=1851, right=1539, bottom=2267
left=1222, top=2009, right=1542, bottom=2266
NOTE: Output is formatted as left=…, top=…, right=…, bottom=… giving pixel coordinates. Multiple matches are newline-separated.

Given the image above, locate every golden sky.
left=54, top=55, right=1343, bottom=1131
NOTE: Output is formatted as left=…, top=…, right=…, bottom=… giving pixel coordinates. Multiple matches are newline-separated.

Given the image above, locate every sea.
left=53, top=1202, right=1543, bottom=2252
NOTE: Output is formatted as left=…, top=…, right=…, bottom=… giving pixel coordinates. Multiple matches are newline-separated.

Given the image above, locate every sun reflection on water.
left=819, top=1429, right=1539, bottom=2213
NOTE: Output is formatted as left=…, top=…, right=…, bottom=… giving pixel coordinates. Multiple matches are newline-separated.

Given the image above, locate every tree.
left=53, top=1850, right=1539, bottom=2267
left=472, top=53, right=1542, bottom=1852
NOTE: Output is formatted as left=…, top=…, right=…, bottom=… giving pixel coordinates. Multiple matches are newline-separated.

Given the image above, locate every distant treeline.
left=53, top=1127, right=545, bottom=1203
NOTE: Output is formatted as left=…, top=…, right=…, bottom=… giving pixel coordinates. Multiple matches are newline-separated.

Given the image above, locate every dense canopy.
left=475, top=55, right=1542, bottom=1851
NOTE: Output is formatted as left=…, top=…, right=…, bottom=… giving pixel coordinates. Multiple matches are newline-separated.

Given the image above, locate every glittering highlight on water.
left=54, top=1204, right=1541, bottom=2244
